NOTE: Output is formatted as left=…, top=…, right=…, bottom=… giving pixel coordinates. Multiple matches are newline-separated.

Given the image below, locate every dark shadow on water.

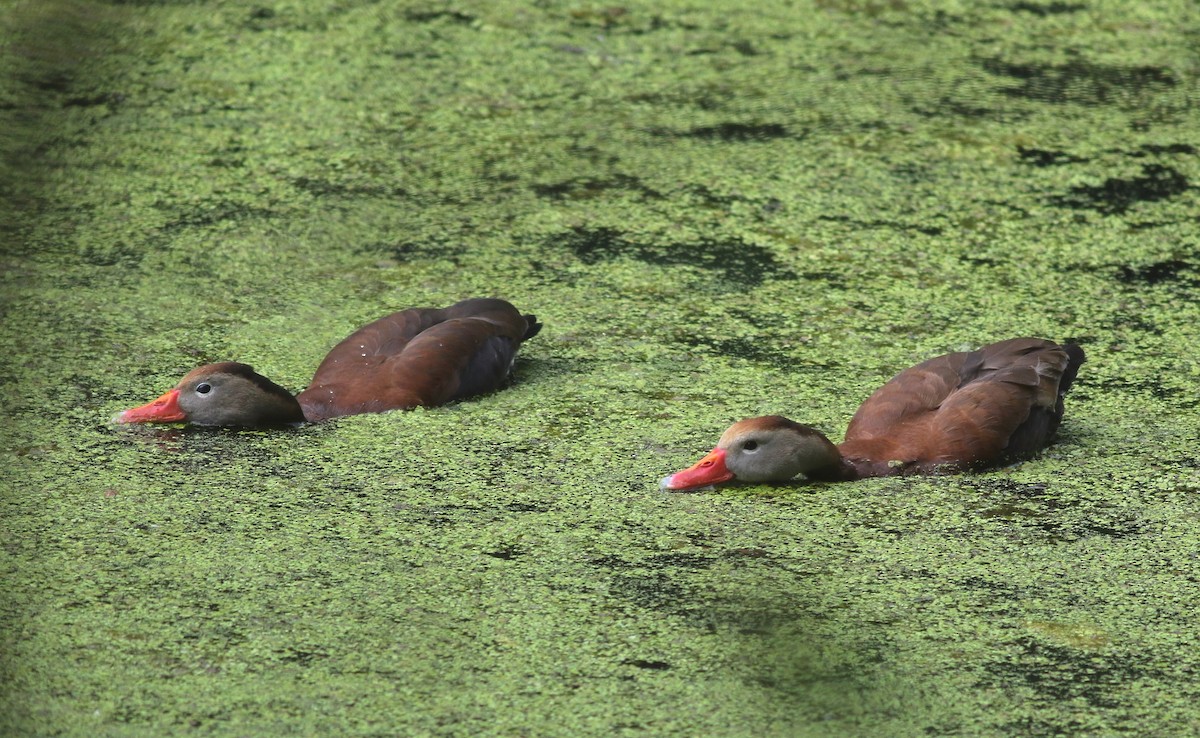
left=1, top=3, right=128, bottom=257
left=555, top=225, right=795, bottom=286
left=817, top=213, right=945, bottom=237
left=979, top=637, right=1161, bottom=726
left=963, top=478, right=1148, bottom=542
left=646, top=122, right=793, bottom=142
left=357, top=235, right=468, bottom=263
left=673, top=335, right=811, bottom=367
left=591, top=546, right=904, bottom=728
left=1050, top=163, right=1191, bottom=215
left=1006, top=1, right=1087, bottom=16
left=531, top=173, right=664, bottom=202
left=1116, top=259, right=1200, bottom=288
left=1017, top=146, right=1089, bottom=167
left=980, top=57, right=1178, bottom=106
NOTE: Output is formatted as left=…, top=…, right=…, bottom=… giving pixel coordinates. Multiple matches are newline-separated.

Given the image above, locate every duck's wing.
left=297, top=298, right=540, bottom=420
left=841, top=338, right=1084, bottom=470
left=942, top=337, right=1084, bottom=462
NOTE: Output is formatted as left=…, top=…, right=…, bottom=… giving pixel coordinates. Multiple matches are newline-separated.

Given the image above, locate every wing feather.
left=297, top=298, right=537, bottom=420
left=841, top=338, right=1083, bottom=470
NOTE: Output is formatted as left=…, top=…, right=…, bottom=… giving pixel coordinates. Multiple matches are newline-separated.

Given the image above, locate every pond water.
left=2, top=1, right=1198, bottom=736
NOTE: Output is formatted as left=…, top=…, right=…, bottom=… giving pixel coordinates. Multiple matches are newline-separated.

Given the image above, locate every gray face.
left=176, top=374, right=245, bottom=426
left=175, top=366, right=304, bottom=426
left=722, top=430, right=801, bottom=482
left=719, top=418, right=840, bottom=482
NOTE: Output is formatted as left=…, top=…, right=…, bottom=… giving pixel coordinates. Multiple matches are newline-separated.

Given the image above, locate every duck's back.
left=838, top=338, right=1085, bottom=474
left=296, top=298, right=540, bottom=421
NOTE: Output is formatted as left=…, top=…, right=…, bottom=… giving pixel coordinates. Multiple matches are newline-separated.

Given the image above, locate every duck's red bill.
left=117, top=389, right=185, bottom=424
left=659, top=448, right=732, bottom=492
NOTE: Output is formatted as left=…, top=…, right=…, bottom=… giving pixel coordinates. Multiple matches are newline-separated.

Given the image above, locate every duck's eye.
left=743, top=440, right=759, bottom=452
left=195, top=382, right=212, bottom=395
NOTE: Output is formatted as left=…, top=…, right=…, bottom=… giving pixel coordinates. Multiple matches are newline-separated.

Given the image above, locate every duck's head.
left=116, top=362, right=305, bottom=427
left=660, top=416, right=841, bottom=491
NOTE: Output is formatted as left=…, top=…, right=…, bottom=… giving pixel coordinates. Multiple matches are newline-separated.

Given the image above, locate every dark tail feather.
left=1002, top=341, right=1085, bottom=460
left=522, top=314, right=542, bottom=341
left=1058, top=343, right=1086, bottom=396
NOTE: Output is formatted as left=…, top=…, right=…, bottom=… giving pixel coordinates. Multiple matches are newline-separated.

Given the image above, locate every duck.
left=116, top=298, right=541, bottom=426
left=661, top=338, right=1085, bottom=491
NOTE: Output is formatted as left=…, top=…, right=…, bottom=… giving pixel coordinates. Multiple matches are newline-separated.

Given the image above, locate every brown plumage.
left=661, top=338, right=1085, bottom=491
left=117, top=298, right=541, bottom=427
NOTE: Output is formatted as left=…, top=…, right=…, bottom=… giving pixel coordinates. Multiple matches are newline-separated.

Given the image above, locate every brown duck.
left=661, top=338, right=1085, bottom=491
left=117, top=298, right=541, bottom=426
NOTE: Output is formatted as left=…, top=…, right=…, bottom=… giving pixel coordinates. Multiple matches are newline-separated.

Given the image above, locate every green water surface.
left=2, top=1, right=1198, bottom=736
